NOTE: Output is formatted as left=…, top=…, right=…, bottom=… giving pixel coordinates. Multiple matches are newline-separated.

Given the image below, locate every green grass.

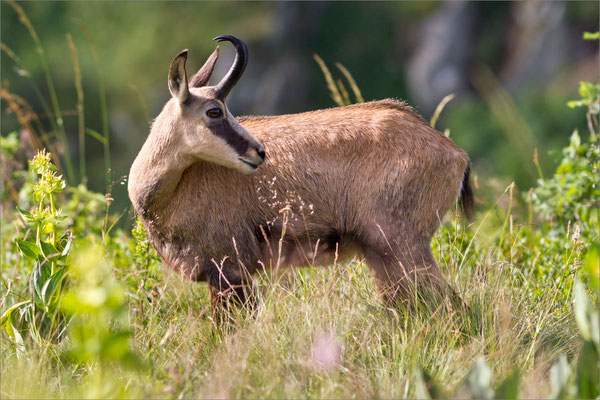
left=0, top=201, right=589, bottom=398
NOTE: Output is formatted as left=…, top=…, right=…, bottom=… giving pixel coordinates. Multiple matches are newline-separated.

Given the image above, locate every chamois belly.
left=254, top=221, right=362, bottom=270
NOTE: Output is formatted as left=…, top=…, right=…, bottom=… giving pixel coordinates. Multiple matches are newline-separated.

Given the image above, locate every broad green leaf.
left=495, top=369, right=520, bottom=399
left=100, top=331, right=132, bottom=360
left=31, top=260, right=51, bottom=308
left=575, top=340, right=600, bottom=399
left=583, top=245, right=599, bottom=292
left=15, top=239, right=40, bottom=259
left=573, top=280, right=599, bottom=345
left=41, top=266, right=68, bottom=307
left=10, top=322, right=26, bottom=358
left=40, top=241, right=59, bottom=258
left=0, top=300, right=32, bottom=329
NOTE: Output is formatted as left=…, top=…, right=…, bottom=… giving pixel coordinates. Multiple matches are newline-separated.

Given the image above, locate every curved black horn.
left=213, top=35, right=248, bottom=99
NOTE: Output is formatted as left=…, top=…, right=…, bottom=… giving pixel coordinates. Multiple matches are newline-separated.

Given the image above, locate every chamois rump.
left=128, top=35, right=474, bottom=308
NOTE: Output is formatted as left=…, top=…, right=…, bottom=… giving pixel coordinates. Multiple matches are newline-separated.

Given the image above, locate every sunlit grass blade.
left=314, top=54, right=344, bottom=107
left=430, top=93, right=455, bottom=130
left=336, top=79, right=350, bottom=105
left=335, top=62, right=364, bottom=103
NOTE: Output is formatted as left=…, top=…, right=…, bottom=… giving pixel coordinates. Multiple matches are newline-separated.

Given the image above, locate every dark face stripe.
left=212, top=119, right=250, bottom=156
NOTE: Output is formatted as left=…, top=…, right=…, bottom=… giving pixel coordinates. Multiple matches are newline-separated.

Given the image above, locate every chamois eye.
left=206, top=108, right=223, bottom=119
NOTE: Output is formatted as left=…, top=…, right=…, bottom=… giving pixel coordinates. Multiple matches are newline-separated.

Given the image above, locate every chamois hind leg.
left=361, top=226, right=463, bottom=309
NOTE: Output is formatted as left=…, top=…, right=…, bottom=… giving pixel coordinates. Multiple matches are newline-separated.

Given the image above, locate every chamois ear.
left=168, top=49, right=189, bottom=103
left=190, top=46, right=219, bottom=88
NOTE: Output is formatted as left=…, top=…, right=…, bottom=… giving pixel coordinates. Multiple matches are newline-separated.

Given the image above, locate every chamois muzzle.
left=213, top=35, right=248, bottom=100
left=238, top=145, right=266, bottom=172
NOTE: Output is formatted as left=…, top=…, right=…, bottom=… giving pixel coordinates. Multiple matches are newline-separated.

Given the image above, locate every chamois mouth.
left=239, top=157, right=259, bottom=170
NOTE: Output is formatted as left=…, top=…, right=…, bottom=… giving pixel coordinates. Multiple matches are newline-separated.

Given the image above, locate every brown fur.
left=128, top=43, right=471, bottom=307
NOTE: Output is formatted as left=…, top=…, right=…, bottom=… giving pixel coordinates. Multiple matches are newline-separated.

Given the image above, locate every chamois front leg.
left=206, top=262, right=256, bottom=321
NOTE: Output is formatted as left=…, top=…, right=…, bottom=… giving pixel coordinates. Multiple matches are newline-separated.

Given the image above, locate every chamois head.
left=161, top=35, right=265, bottom=173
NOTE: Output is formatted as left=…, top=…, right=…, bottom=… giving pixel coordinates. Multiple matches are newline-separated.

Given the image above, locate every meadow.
left=1, top=3, right=599, bottom=398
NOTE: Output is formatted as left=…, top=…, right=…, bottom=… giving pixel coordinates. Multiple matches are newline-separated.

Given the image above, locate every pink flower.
left=311, top=332, right=341, bottom=370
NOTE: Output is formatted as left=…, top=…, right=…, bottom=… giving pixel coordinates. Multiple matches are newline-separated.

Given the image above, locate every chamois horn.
left=213, top=35, right=248, bottom=99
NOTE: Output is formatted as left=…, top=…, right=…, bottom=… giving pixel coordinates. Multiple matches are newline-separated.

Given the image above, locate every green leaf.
left=41, top=267, right=68, bottom=307
left=583, top=245, right=600, bottom=293
left=567, top=100, right=585, bottom=109
left=10, top=322, right=26, bottom=357
left=16, top=206, right=35, bottom=223
left=15, top=239, right=40, bottom=259
left=0, top=300, right=32, bottom=330
left=31, top=260, right=51, bottom=308
left=1, top=301, right=31, bottom=355
left=573, top=280, right=599, bottom=345
left=61, top=239, right=73, bottom=257
left=100, top=331, right=132, bottom=360
left=575, top=340, right=600, bottom=399
left=495, top=369, right=520, bottom=399
left=40, top=241, right=59, bottom=258
left=579, top=82, right=592, bottom=99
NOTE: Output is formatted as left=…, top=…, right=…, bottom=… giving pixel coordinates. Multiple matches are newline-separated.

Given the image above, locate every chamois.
left=128, top=35, right=474, bottom=307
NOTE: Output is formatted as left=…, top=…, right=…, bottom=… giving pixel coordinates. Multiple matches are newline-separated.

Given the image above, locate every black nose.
left=257, top=148, right=266, bottom=160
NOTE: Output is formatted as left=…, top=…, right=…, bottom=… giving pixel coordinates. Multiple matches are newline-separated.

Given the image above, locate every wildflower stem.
left=50, top=193, right=56, bottom=247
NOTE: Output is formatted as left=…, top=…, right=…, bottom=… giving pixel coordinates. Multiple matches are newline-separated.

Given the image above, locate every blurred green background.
left=1, top=1, right=598, bottom=217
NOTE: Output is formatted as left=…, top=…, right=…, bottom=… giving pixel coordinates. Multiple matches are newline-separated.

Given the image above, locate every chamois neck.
left=128, top=126, right=193, bottom=220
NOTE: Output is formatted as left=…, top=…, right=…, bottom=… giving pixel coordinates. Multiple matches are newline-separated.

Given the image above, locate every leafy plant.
left=1, top=150, right=73, bottom=347
left=61, top=241, right=140, bottom=369
left=131, top=217, right=161, bottom=278
left=536, top=32, right=600, bottom=240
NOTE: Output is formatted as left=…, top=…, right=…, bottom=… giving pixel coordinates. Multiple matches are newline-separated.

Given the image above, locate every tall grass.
left=3, top=3, right=113, bottom=189
left=472, top=63, right=539, bottom=181
left=8, top=1, right=75, bottom=183
left=66, top=33, right=86, bottom=184
left=74, top=19, right=112, bottom=188
left=0, top=209, right=587, bottom=398
left=314, top=54, right=364, bottom=107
